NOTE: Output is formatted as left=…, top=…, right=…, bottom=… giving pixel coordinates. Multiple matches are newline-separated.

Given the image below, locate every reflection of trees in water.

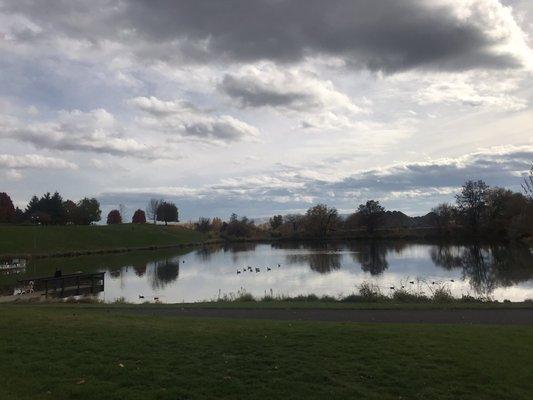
left=350, top=242, right=389, bottom=276
left=285, top=243, right=342, bottom=274
left=195, top=246, right=218, bottom=262
left=132, top=263, right=147, bottom=277
left=430, top=244, right=533, bottom=296
left=194, top=243, right=258, bottom=264
left=347, top=241, right=408, bottom=276
left=224, top=243, right=257, bottom=264
left=150, top=258, right=180, bottom=289
left=109, top=269, right=121, bottom=278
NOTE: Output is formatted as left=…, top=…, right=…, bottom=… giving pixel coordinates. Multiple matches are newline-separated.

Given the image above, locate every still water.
left=4, top=241, right=533, bottom=302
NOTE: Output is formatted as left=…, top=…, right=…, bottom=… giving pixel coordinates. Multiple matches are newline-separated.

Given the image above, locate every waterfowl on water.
left=237, top=270, right=241, bottom=274
left=255, top=268, right=260, bottom=273
left=409, top=281, right=415, bottom=284
left=139, top=295, right=144, bottom=299
left=267, top=267, right=271, bottom=271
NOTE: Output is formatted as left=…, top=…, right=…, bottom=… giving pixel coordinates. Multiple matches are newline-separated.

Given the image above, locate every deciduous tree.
left=76, top=198, right=101, bottom=225
left=107, top=209, right=122, bottom=224
left=156, top=201, right=178, bottom=225
left=455, top=180, right=489, bottom=233
left=357, top=200, right=385, bottom=234
left=0, top=192, right=15, bottom=223
left=304, top=204, right=339, bottom=238
left=523, top=163, right=533, bottom=200
left=269, top=215, right=283, bottom=230
left=146, top=198, right=162, bottom=224
left=132, top=209, right=147, bottom=224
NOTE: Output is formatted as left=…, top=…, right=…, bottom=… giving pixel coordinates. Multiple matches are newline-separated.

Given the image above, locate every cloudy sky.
left=1, top=0, right=532, bottom=220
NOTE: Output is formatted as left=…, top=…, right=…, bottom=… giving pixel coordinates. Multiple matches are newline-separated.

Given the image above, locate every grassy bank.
left=0, top=305, right=532, bottom=400
left=0, top=224, right=206, bottom=257
left=177, top=300, right=533, bottom=310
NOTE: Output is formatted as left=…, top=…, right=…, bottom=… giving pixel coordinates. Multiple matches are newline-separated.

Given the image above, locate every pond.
left=2, top=241, right=533, bottom=302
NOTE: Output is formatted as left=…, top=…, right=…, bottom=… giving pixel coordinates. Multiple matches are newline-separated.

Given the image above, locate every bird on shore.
left=237, top=270, right=241, bottom=275
left=138, top=295, right=144, bottom=299
left=278, top=264, right=281, bottom=268
left=409, top=281, right=415, bottom=284
left=267, top=267, right=271, bottom=271
left=255, top=268, right=260, bottom=273
left=390, top=286, right=395, bottom=290
left=154, top=297, right=159, bottom=301
left=450, top=279, right=455, bottom=282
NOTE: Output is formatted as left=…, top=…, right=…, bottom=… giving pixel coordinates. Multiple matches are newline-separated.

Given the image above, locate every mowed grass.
left=0, top=224, right=205, bottom=256
left=1, top=306, right=532, bottom=400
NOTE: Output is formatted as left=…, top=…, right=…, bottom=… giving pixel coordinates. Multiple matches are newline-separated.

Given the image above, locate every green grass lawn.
left=174, top=300, right=533, bottom=310
left=0, top=224, right=206, bottom=256
left=1, top=305, right=532, bottom=400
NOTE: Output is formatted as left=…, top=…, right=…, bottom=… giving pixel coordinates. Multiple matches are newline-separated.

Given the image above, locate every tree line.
left=0, top=192, right=180, bottom=226
left=0, top=192, right=102, bottom=225
left=1, top=166, right=532, bottom=239
left=191, top=174, right=533, bottom=241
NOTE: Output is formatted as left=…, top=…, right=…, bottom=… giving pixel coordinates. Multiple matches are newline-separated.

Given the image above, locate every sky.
left=1, top=0, right=532, bottom=221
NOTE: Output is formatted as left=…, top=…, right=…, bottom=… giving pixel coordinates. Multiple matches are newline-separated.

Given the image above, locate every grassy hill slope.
left=0, top=224, right=206, bottom=257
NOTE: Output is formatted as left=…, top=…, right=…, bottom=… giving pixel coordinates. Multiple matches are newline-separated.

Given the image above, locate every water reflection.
left=1, top=241, right=532, bottom=302
left=284, top=244, right=342, bottom=274
left=431, top=244, right=533, bottom=296
left=350, top=242, right=390, bottom=276
left=151, top=259, right=180, bottom=289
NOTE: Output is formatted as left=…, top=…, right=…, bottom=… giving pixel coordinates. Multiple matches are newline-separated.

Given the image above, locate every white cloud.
left=0, top=153, right=77, bottom=181
left=415, top=71, right=528, bottom=111
left=220, top=63, right=369, bottom=130
left=0, top=153, right=77, bottom=170
left=0, top=109, right=159, bottom=158
left=129, top=96, right=259, bottom=143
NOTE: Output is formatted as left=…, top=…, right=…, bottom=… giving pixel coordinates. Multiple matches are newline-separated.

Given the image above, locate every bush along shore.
left=208, top=283, right=529, bottom=305
left=17, top=282, right=530, bottom=307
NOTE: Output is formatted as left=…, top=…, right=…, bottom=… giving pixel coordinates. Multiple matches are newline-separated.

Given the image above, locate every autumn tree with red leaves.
left=106, top=209, right=122, bottom=225
left=132, top=209, right=146, bottom=224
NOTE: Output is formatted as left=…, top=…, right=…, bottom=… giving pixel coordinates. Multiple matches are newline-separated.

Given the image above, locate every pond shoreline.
left=2, top=234, right=530, bottom=261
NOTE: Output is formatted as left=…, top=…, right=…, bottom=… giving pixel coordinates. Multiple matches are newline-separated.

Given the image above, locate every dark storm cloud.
left=2, top=0, right=526, bottom=72
left=220, top=74, right=311, bottom=108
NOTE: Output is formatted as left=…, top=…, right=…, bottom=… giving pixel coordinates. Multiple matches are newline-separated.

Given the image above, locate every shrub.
left=358, top=282, right=386, bottom=302
left=431, top=286, right=454, bottom=303
left=235, top=292, right=255, bottom=302
left=392, top=288, right=428, bottom=303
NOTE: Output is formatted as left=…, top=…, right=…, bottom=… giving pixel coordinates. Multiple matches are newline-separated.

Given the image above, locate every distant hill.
left=378, top=210, right=437, bottom=229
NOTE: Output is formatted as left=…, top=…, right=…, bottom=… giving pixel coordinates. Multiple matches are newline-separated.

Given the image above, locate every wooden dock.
left=17, top=272, right=105, bottom=298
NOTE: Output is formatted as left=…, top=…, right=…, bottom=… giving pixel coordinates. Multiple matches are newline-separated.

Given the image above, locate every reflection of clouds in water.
left=98, top=243, right=533, bottom=303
